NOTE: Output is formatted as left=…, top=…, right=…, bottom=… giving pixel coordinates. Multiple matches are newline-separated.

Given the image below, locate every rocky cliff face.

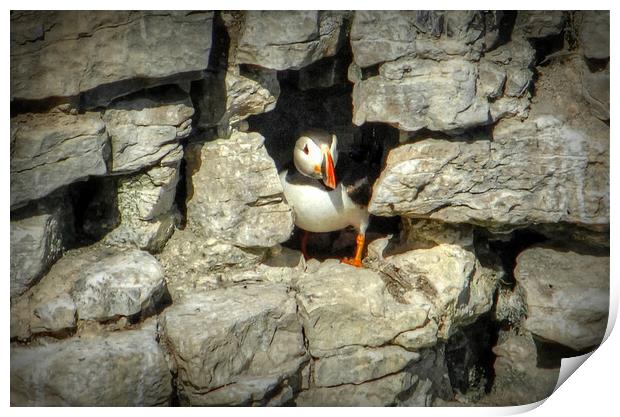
left=10, top=10, right=609, bottom=406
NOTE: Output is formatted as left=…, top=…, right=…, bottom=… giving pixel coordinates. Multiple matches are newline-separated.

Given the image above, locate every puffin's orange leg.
left=301, top=230, right=310, bottom=260
left=341, top=233, right=365, bottom=268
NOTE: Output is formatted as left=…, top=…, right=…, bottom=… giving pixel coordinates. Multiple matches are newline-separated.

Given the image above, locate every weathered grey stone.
left=104, top=156, right=181, bottom=253
left=103, top=88, right=193, bottom=174
left=296, top=372, right=418, bottom=406
left=235, top=11, right=345, bottom=70
left=194, top=67, right=279, bottom=131
left=10, top=213, right=63, bottom=299
left=384, top=244, right=498, bottom=339
left=185, top=131, right=294, bottom=248
left=486, top=330, right=559, bottom=405
left=12, top=246, right=165, bottom=340
left=350, top=11, right=494, bottom=68
left=160, top=283, right=307, bottom=405
left=10, top=319, right=172, bottom=406
left=515, top=245, right=609, bottom=351
left=393, top=321, right=439, bottom=351
left=514, top=11, right=566, bottom=39
left=353, top=57, right=489, bottom=132
left=369, top=116, right=609, bottom=229
left=352, top=37, right=534, bottom=132
left=579, top=11, right=609, bottom=60
left=11, top=11, right=212, bottom=101
left=10, top=110, right=109, bottom=209
left=313, top=346, right=421, bottom=387
left=294, top=260, right=430, bottom=356
left=30, top=293, right=76, bottom=335
left=72, top=249, right=166, bottom=322
left=582, top=66, right=610, bottom=121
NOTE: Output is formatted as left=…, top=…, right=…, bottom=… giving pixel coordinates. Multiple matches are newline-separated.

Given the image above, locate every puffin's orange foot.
left=341, top=257, right=363, bottom=268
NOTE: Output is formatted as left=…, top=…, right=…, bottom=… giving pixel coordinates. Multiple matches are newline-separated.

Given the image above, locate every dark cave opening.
left=445, top=315, right=501, bottom=399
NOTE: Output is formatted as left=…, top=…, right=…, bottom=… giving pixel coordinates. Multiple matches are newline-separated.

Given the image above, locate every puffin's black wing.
left=338, top=141, right=384, bottom=207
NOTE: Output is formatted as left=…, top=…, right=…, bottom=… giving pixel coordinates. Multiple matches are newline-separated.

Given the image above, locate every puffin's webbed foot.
left=340, top=233, right=365, bottom=268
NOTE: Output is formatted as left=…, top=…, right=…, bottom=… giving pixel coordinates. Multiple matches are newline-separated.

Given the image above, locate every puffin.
left=279, top=128, right=377, bottom=267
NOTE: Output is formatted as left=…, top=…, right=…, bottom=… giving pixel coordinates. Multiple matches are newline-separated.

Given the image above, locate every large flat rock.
left=235, top=11, right=345, bottom=70
left=159, top=283, right=307, bottom=405
left=10, top=110, right=109, bottom=209
left=185, top=131, right=294, bottom=248
left=515, top=245, right=609, bottom=350
left=10, top=320, right=172, bottom=406
left=11, top=11, right=212, bottom=101
left=369, top=116, right=609, bottom=230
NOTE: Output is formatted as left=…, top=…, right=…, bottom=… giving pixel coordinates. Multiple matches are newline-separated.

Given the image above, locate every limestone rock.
left=11, top=246, right=168, bottom=341
left=369, top=116, right=609, bottom=230
left=515, top=245, right=609, bottom=351
left=313, top=346, right=421, bottom=387
left=160, top=283, right=308, bottom=405
left=487, top=331, right=559, bottom=405
left=72, top=249, right=167, bottom=322
left=193, top=67, right=280, bottom=130
left=185, top=131, right=294, bottom=248
left=296, top=371, right=419, bottom=406
left=294, top=260, right=430, bottom=356
left=103, top=87, right=193, bottom=174
left=514, top=11, right=566, bottom=39
left=10, top=213, right=63, bottom=299
left=156, top=228, right=266, bottom=301
left=11, top=11, right=212, bottom=101
left=582, top=65, right=610, bottom=121
left=579, top=11, right=609, bottom=60
left=235, top=11, right=345, bottom=70
left=104, top=153, right=181, bottom=253
left=350, top=11, right=493, bottom=68
left=10, top=320, right=172, bottom=406
left=384, top=244, right=498, bottom=339
left=350, top=12, right=535, bottom=133
left=10, top=110, right=109, bottom=209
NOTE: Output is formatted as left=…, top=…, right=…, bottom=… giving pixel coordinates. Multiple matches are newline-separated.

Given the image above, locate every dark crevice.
left=482, top=228, right=548, bottom=289
left=67, top=176, right=120, bottom=248
left=445, top=315, right=500, bottom=399
left=493, top=11, right=518, bottom=49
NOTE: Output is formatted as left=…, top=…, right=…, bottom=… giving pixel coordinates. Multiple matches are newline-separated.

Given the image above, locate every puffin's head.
left=293, top=130, right=338, bottom=189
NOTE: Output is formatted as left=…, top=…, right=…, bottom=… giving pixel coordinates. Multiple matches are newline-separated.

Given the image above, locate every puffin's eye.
left=303, top=144, right=309, bottom=155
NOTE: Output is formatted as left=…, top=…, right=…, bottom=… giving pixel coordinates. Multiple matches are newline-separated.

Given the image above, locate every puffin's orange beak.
left=321, top=147, right=336, bottom=189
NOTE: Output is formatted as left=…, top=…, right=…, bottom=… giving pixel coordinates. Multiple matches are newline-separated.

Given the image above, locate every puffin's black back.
left=337, top=140, right=384, bottom=207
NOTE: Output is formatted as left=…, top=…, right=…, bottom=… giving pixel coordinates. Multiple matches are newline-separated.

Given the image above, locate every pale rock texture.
left=10, top=110, right=109, bottom=209
left=350, top=11, right=492, bottom=68
left=486, top=331, right=559, bottom=405
left=11, top=247, right=167, bottom=341
left=71, top=249, right=167, bottom=322
left=104, top=151, right=181, bottom=252
left=160, top=283, right=308, bottom=405
left=581, top=65, right=610, bottom=121
left=10, top=319, right=172, bottom=406
left=312, top=346, right=421, bottom=387
left=514, top=11, right=566, bottom=39
left=294, top=260, right=430, bottom=357
left=350, top=11, right=535, bottom=132
left=185, top=131, right=294, bottom=248
left=193, top=67, right=280, bottom=130
left=235, top=11, right=345, bottom=70
left=381, top=244, right=499, bottom=339
left=369, top=116, right=609, bottom=229
left=579, top=10, right=610, bottom=60
left=515, top=245, right=609, bottom=350
left=10, top=213, right=63, bottom=299
left=10, top=11, right=213, bottom=101
left=102, top=87, right=193, bottom=174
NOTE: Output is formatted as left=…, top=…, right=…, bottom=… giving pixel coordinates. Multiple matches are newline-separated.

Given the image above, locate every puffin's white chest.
left=280, top=170, right=368, bottom=233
